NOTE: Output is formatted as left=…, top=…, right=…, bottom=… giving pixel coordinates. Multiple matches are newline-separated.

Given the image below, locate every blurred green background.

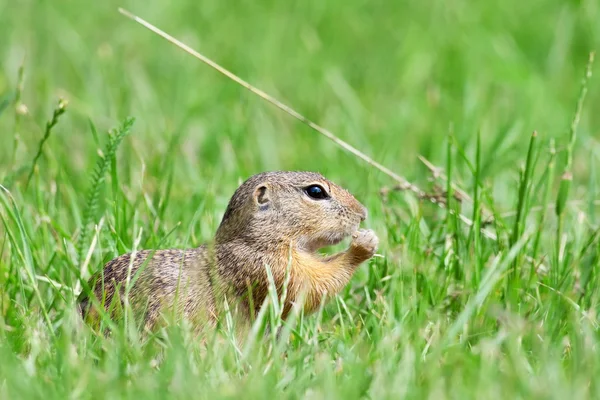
left=1, top=0, right=600, bottom=398
left=2, top=0, right=599, bottom=209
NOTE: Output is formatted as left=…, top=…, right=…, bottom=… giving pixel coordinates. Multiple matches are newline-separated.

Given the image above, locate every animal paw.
left=350, top=229, right=379, bottom=260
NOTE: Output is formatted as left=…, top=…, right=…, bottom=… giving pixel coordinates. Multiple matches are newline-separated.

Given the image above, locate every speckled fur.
left=79, top=171, right=378, bottom=332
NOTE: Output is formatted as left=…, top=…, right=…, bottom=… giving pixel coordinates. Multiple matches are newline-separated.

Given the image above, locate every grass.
left=1, top=0, right=600, bottom=398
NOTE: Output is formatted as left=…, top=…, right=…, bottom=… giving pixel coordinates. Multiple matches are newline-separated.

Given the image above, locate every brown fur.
left=79, top=171, right=378, bottom=332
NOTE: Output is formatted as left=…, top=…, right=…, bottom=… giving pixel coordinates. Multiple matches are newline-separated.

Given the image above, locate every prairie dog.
left=79, top=171, right=378, bottom=332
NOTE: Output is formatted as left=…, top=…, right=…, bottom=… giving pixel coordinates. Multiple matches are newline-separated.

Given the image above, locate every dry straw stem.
left=117, top=8, right=497, bottom=240
left=418, top=155, right=473, bottom=200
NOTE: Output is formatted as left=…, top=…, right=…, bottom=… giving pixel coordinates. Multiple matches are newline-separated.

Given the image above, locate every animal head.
left=216, top=171, right=367, bottom=251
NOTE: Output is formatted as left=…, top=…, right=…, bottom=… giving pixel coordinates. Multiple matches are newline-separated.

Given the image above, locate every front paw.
left=349, top=229, right=379, bottom=260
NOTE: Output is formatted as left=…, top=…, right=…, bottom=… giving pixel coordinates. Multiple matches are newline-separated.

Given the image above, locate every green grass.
left=1, top=0, right=600, bottom=398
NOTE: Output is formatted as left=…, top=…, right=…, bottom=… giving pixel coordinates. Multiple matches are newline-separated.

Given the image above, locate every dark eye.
left=304, top=184, right=329, bottom=200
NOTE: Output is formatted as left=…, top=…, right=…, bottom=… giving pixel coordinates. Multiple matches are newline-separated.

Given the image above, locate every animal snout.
left=358, top=205, right=367, bottom=222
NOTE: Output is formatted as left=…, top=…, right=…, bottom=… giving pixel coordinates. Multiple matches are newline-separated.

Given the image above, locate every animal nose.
left=359, top=206, right=367, bottom=222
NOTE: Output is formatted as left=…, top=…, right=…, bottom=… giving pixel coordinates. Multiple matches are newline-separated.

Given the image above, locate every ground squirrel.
left=79, top=171, right=379, bottom=333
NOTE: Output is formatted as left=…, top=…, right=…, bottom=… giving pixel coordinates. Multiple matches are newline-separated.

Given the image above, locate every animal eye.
left=304, top=185, right=329, bottom=200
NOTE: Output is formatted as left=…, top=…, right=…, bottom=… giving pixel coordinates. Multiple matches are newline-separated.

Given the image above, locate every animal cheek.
left=337, top=208, right=349, bottom=221
left=326, top=220, right=339, bottom=230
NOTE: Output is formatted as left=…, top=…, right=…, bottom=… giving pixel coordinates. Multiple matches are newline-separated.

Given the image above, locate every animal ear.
left=253, top=185, right=270, bottom=207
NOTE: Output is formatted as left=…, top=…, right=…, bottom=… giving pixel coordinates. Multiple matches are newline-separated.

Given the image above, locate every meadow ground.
left=1, top=0, right=600, bottom=398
